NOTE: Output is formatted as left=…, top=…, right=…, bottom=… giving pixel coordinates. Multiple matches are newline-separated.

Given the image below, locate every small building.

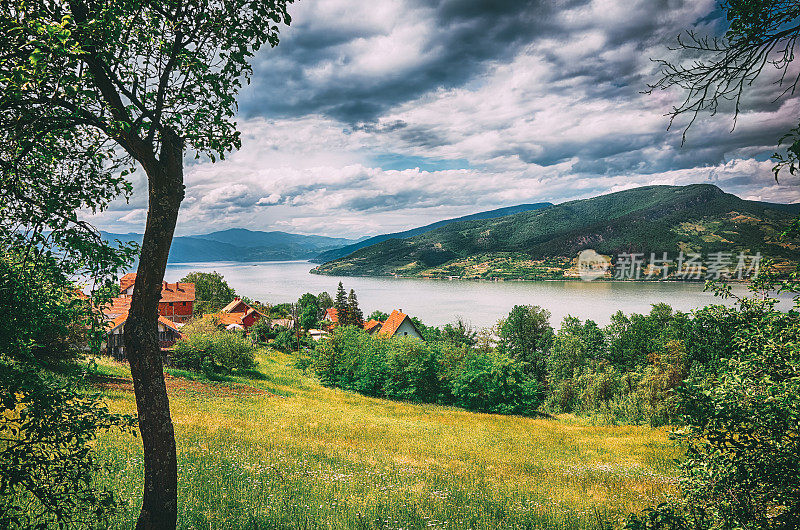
left=377, top=310, right=423, bottom=340
left=323, top=307, right=338, bottom=324
left=118, top=273, right=195, bottom=323
left=105, top=311, right=182, bottom=359
left=308, top=328, right=330, bottom=341
left=363, top=319, right=383, bottom=334
left=271, top=318, right=295, bottom=329
left=207, top=297, right=265, bottom=331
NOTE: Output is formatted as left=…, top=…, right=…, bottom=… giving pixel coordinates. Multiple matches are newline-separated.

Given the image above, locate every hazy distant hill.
left=312, top=184, right=800, bottom=279
left=312, top=202, right=553, bottom=263
left=103, top=229, right=359, bottom=263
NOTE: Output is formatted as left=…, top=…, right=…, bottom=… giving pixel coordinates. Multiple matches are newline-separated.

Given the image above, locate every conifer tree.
left=333, top=282, right=350, bottom=326
left=348, top=289, right=364, bottom=327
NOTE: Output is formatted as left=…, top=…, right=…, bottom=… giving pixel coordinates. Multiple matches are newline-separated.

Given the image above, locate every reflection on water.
left=165, top=260, right=792, bottom=328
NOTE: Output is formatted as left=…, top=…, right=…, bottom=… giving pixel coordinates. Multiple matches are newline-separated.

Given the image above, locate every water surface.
left=165, top=260, right=791, bottom=328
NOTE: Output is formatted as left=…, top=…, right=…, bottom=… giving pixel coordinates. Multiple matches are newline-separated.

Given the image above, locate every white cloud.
left=83, top=0, right=800, bottom=239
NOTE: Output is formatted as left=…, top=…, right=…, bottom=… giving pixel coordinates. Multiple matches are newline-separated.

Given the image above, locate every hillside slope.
left=103, top=229, right=357, bottom=263
left=312, top=184, right=800, bottom=279
left=311, top=202, right=553, bottom=263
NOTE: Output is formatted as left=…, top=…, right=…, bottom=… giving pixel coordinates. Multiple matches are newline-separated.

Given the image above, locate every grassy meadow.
left=91, top=350, right=681, bottom=529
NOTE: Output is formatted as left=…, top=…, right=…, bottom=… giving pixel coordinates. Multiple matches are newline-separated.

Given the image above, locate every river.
left=164, top=260, right=792, bottom=328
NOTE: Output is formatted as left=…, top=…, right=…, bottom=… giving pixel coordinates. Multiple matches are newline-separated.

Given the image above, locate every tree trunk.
left=124, top=130, right=184, bottom=529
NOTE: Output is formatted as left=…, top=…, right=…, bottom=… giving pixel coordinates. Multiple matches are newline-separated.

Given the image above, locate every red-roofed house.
left=363, top=319, right=383, bottom=334
left=104, top=304, right=182, bottom=359
left=324, top=307, right=338, bottom=324
left=118, top=273, right=195, bottom=323
left=205, top=297, right=265, bottom=331
left=378, top=310, right=423, bottom=340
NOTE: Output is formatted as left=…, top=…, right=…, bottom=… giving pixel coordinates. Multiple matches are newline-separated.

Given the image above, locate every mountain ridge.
left=311, top=202, right=554, bottom=263
left=103, top=229, right=359, bottom=263
left=312, top=184, right=800, bottom=280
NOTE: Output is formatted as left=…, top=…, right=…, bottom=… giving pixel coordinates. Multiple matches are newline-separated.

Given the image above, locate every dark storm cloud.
left=89, top=0, right=800, bottom=237
left=241, top=0, right=587, bottom=123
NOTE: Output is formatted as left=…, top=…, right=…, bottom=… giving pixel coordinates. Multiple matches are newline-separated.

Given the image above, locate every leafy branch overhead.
left=647, top=0, right=800, bottom=177
left=1, top=0, right=292, bottom=168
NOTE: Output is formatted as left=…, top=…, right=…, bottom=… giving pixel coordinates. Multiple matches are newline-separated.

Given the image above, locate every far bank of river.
left=165, top=260, right=792, bottom=328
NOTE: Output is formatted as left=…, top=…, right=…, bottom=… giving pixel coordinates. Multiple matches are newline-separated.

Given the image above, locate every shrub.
left=448, top=350, right=542, bottom=415
left=383, top=338, right=443, bottom=403
left=0, top=360, right=136, bottom=528
left=626, top=302, right=800, bottom=529
left=172, top=330, right=255, bottom=374
left=314, top=327, right=541, bottom=416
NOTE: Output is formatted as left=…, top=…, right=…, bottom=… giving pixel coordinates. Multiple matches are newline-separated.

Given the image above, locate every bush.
left=0, top=360, right=136, bottom=528
left=626, top=301, right=800, bottom=529
left=172, top=330, right=256, bottom=374
left=448, top=350, right=542, bottom=415
left=314, top=327, right=541, bottom=415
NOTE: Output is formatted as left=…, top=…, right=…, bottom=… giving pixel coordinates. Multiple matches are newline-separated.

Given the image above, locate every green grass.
left=92, top=350, right=681, bottom=528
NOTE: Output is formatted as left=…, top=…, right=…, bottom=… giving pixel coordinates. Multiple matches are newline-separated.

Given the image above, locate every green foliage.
left=172, top=330, right=256, bottom=375
left=299, top=305, right=319, bottom=331
left=441, top=318, right=478, bottom=347
left=0, top=361, right=137, bottom=528
left=0, top=249, right=89, bottom=364
left=368, top=310, right=389, bottom=322
left=316, top=291, right=333, bottom=311
left=0, top=248, right=134, bottom=527
left=297, top=293, right=320, bottom=330
left=626, top=307, right=800, bottom=528
left=499, top=305, right=553, bottom=384
left=449, top=350, right=542, bottom=415
left=315, top=184, right=799, bottom=278
left=180, top=271, right=236, bottom=315
left=333, top=282, right=351, bottom=326
left=347, top=289, right=364, bottom=327
left=249, top=318, right=273, bottom=343
left=313, top=327, right=542, bottom=415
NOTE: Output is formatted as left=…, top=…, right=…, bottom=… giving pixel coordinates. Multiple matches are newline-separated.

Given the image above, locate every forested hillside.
left=313, top=184, right=800, bottom=279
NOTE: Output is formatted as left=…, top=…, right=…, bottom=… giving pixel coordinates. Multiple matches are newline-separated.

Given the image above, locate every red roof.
left=102, top=295, right=181, bottom=333
left=105, top=310, right=180, bottom=334
left=378, top=310, right=410, bottom=337
left=363, top=319, right=382, bottom=332
left=118, top=273, right=195, bottom=303
left=221, top=298, right=251, bottom=314
left=206, top=307, right=263, bottom=328
left=120, top=273, right=137, bottom=292
left=325, top=307, right=338, bottom=323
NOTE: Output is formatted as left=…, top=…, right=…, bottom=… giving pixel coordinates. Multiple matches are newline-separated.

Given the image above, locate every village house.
left=103, top=297, right=182, bottom=359
left=322, top=308, right=423, bottom=340
left=377, top=310, right=423, bottom=340
left=205, top=296, right=265, bottom=331
left=119, top=273, right=196, bottom=323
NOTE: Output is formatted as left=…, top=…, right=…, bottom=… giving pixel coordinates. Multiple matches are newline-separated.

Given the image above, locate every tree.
left=498, top=305, right=553, bottom=384
left=347, top=288, right=364, bottom=327
left=649, top=1, right=800, bottom=179
left=625, top=300, right=800, bottom=528
left=299, top=305, right=318, bottom=331
left=0, top=1, right=293, bottom=526
left=333, top=282, right=350, bottom=326
left=368, top=310, right=389, bottom=322
left=180, top=271, right=236, bottom=315
left=317, top=291, right=334, bottom=312
left=442, top=318, right=478, bottom=347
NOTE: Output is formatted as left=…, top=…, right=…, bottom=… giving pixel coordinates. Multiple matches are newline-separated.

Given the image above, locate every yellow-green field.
left=92, top=350, right=681, bottom=529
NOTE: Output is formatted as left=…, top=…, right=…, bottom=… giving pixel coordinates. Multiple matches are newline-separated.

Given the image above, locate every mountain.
left=312, top=202, right=553, bottom=263
left=103, top=229, right=359, bottom=263
left=312, top=184, right=800, bottom=279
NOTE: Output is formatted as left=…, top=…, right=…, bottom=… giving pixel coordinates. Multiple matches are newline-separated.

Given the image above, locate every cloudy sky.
left=92, top=0, right=800, bottom=239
